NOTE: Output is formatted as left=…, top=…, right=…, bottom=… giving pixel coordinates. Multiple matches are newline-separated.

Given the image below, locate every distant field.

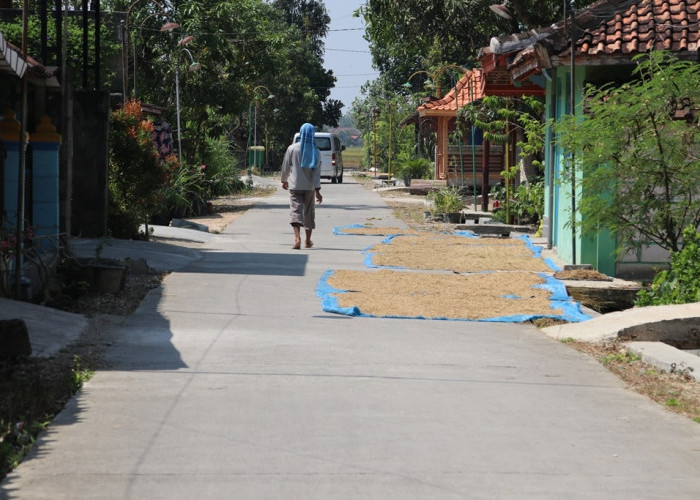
left=342, top=146, right=364, bottom=169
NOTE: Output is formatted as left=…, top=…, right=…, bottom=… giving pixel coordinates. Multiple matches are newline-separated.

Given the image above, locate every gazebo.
left=416, top=62, right=545, bottom=197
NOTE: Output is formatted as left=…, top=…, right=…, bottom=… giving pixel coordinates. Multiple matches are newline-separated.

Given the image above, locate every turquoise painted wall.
left=545, top=65, right=618, bottom=275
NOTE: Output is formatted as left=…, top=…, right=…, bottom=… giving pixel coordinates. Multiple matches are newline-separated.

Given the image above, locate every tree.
left=272, top=0, right=342, bottom=128
left=351, top=77, right=419, bottom=172
left=358, top=0, right=596, bottom=95
left=272, top=0, right=330, bottom=58
left=0, top=11, right=119, bottom=82
left=108, top=100, right=169, bottom=239
left=555, top=51, right=700, bottom=253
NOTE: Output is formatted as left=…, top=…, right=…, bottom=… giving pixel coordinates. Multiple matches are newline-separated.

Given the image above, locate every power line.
left=327, top=48, right=371, bottom=53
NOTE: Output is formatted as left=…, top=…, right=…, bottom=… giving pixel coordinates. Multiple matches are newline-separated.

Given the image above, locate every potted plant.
left=396, top=158, right=432, bottom=187
left=427, top=186, right=464, bottom=222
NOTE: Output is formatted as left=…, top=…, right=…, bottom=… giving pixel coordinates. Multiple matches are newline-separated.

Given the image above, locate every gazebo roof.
left=417, top=67, right=545, bottom=118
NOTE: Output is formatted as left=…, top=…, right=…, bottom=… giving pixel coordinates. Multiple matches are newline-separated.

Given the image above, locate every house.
left=0, top=28, right=62, bottom=299
left=485, top=0, right=699, bottom=278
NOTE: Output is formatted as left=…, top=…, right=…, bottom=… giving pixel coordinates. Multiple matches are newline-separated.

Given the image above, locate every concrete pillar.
left=30, top=115, right=62, bottom=250
left=0, top=109, right=21, bottom=230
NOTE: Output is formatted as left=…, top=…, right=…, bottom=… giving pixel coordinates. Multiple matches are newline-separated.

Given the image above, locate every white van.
left=292, top=131, right=345, bottom=183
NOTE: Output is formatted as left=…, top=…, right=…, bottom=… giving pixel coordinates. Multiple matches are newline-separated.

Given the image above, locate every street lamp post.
left=132, top=16, right=179, bottom=98
left=247, top=85, right=275, bottom=175
left=174, top=44, right=201, bottom=166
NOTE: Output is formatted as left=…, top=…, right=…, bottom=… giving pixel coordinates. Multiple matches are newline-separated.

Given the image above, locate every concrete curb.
left=627, top=341, right=700, bottom=381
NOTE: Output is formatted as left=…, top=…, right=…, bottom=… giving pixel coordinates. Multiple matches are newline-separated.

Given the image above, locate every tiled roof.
left=488, top=0, right=700, bottom=81
left=417, top=70, right=485, bottom=115
left=417, top=68, right=545, bottom=116
left=572, top=0, right=700, bottom=57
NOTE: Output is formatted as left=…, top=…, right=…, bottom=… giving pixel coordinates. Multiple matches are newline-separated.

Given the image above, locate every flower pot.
left=61, top=258, right=127, bottom=294
left=403, top=175, right=412, bottom=187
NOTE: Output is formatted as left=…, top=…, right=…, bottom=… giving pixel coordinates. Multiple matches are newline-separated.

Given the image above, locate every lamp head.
left=188, top=62, right=202, bottom=72
left=489, top=2, right=513, bottom=20
left=178, top=35, right=194, bottom=47
left=160, top=22, right=180, bottom=32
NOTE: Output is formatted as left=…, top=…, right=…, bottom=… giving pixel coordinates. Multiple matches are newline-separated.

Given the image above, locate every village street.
left=3, top=174, right=700, bottom=499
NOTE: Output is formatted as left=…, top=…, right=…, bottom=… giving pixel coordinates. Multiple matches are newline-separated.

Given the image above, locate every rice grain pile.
left=326, top=269, right=559, bottom=320
left=367, top=234, right=552, bottom=273
left=337, top=226, right=417, bottom=236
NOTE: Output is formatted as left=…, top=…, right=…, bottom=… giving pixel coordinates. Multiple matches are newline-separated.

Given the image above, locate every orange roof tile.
left=488, top=0, right=700, bottom=82
left=417, top=66, right=546, bottom=117
left=417, top=70, right=485, bottom=116
left=573, top=0, right=700, bottom=58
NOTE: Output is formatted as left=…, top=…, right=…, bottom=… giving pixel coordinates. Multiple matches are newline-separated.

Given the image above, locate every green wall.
left=544, top=65, right=617, bottom=276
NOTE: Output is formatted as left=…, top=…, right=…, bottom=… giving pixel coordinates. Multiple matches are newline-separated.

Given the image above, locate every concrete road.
left=3, top=175, right=700, bottom=499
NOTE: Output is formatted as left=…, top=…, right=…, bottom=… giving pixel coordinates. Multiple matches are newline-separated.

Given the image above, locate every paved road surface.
left=3, top=175, right=700, bottom=499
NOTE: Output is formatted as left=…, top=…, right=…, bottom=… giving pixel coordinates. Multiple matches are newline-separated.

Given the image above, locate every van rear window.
left=315, top=138, right=331, bottom=151
left=293, top=136, right=332, bottom=151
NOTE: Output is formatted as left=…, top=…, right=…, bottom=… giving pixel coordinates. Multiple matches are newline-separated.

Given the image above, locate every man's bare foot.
left=292, top=240, right=301, bottom=249
left=305, top=240, right=313, bottom=248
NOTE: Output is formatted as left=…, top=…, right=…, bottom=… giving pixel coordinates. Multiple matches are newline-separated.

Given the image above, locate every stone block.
left=0, top=318, right=32, bottom=358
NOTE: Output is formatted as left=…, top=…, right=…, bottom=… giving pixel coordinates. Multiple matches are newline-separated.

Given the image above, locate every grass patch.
left=342, top=146, right=364, bottom=169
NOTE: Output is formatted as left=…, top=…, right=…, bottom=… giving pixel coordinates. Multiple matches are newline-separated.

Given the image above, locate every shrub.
left=108, top=100, right=168, bottom=238
left=427, top=187, right=463, bottom=214
left=636, top=226, right=700, bottom=306
left=490, top=177, right=544, bottom=225
left=397, top=158, right=432, bottom=180
left=200, top=137, right=245, bottom=198
left=158, top=159, right=207, bottom=218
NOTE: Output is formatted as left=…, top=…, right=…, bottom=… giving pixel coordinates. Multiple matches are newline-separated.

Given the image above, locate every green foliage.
left=351, top=78, right=423, bottom=173
left=461, top=95, right=545, bottom=224
left=636, top=227, right=700, bottom=307
left=427, top=186, right=463, bottom=214
left=108, top=101, right=168, bottom=238
left=159, top=162, right=207, bottom=218
left=490, top=177, right=544, bottom=226
left=0, top=11, right=119, bottom=83
left=554, top=51, right=700, bottom=253
left=601, top=350, right=642, bottom=366
left=130, top=0, right=341, bottom=169
left=68, top=355, right=93, bottom=393
left=397, top=158, right=432, bottom=180
left=359, top=1, right=595, bottom=94
left=200, top=137, right=245, bottom=198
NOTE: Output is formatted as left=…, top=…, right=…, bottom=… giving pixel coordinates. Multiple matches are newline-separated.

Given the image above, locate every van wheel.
left=338, top=171, right=343, bottom=183
left=331, top=175, right=338, bottom=184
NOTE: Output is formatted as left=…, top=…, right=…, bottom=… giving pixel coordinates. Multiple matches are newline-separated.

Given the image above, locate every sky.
left=322, top=0, right=377, bottom=114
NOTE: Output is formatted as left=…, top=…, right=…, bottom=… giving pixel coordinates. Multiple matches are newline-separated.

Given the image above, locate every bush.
left=636, top=226, right=700, bottom=306
left=490, top=177, right=544, bottom=225
left=427, top=187, right=463, bottom=214
left=159, top=160, right=207, bottom=218
left=200, top=137, right=245, bottom=198
left=397, top=158, right=432, bottom=180
left=108, top=100, right=168, bottom=238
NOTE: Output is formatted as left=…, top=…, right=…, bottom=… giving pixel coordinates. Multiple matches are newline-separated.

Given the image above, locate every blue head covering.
left=299, top=123, right=319, bottom=169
